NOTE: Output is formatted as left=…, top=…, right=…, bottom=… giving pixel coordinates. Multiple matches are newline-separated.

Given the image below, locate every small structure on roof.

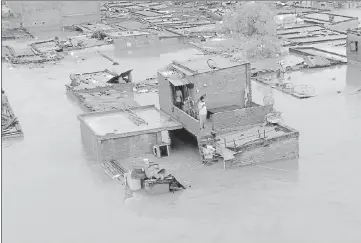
left=78, top=105, right=182, bottom=161
left=158, top=55, right=300, bottom=168
left=346, top=28, right=361, bottom=65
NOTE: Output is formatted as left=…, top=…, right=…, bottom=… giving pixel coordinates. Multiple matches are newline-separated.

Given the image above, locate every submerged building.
left=7, top=1, right=101, bottom=31
left=347, top=28, right=361, bottom=65
left=158, top=56, right=300, bottom=168
left=78, top=105, right=182, bottom=162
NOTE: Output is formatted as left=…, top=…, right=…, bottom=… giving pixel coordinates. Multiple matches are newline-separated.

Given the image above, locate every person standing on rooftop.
left=198, top=95, right=207, bottom=130
left=175, top=87, right=183, bottom=109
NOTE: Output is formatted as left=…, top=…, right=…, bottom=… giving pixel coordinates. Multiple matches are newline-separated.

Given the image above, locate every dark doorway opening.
left=169, top=128, right=198, bottom=149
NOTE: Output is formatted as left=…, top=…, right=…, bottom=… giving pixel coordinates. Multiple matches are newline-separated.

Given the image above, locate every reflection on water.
left=2, top=41, right=361, bottom=243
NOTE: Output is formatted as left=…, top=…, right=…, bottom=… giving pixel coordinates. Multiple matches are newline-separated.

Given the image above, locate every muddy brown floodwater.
left=2, top=39, right=361, bottom=243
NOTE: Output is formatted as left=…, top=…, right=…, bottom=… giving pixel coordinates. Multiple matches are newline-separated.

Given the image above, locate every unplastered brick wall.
left=225, top=133, right=299, bottom=169
left=99, top=133, right=159, bottom=162
left=80, top=123, right=101, bottom=161
left=188, top=64, right=248, bottom=109
left=212, top=104, right=273, bottom=132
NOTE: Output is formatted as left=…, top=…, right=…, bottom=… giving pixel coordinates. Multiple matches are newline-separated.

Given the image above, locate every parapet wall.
left=212, top=104, right=273, bottom=133
left=225, top=131, right=299, bottom=169
left=172, top=106, right=200, bottom=136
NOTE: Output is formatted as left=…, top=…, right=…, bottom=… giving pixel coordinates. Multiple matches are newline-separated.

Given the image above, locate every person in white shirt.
left=198, top=95, right=207, bottom=130
left=175, top=87, right=183, bottom=109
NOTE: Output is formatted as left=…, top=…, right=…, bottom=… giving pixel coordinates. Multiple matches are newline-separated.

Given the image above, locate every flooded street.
left=2, top=40, right=361, bottom=243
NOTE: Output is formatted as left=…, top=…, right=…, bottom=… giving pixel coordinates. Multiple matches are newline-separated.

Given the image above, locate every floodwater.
left=2, top=41, right=361, bottom=243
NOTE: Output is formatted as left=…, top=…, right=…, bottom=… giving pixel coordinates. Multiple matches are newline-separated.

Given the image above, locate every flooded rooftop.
left=173, top=55, right=248, bottom=75
left=80, top=105, right=182, bottom=137
left=303, top=12, right=356, bottom=23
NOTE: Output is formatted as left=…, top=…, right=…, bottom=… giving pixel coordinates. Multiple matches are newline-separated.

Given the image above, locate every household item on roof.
left=125, top=159, right=186, bottom=195
left=106, top=69, right=133, bottom=83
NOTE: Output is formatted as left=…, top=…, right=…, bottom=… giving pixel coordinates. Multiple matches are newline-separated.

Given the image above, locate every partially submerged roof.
left=134, top=10, right=164, bottom=17
left=106, top=30, right=155, bottom=38
left=78, top=105, right=182, bottom=138
left=302, top=12, right=357, bottom=24
left=168, top=55, right=249, bottom=76
left=113, top=20, right=149, bottom=30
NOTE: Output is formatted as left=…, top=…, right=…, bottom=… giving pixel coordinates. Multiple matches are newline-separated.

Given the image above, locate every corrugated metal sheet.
left=168, top=75, right=192, bottom=86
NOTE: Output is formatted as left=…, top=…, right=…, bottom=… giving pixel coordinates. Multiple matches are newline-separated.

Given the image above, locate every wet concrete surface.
left=83, top=107, right=180, bottom=136
left=2, top=42, right=361, bottom=243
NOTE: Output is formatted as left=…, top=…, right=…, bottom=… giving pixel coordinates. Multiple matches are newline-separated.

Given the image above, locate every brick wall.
left=99, top=133, right=159, bottom=162
left=188, top=64, right=248, bottom=110
left=80, top=122, right=101, bottom=161
left=225, top=133, right=299, bottom=169
left=212, top=104, right=273, bottom=132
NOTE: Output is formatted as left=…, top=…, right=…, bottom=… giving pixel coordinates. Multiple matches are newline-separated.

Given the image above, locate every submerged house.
left=7, top=1, right=101, bottom=31
left=347, top=28, right=361, bottom=65
left=158, top=56, right=300, bottom=168
left=78, top=105, right=182, bottom=162
left=106, top=30, right=160, bottom=50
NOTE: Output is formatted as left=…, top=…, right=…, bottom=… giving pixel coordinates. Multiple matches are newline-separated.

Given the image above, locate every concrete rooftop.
left=79, top=105, right=182, bottom=137
left=171, top=55, right=249, bottom=76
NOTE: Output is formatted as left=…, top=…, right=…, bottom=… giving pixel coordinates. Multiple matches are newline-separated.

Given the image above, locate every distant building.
left=347, top=28, right=361, bottom=65
left=7, top=1, right=101, bottom=31
left=107, top=30, right=160, bottom=50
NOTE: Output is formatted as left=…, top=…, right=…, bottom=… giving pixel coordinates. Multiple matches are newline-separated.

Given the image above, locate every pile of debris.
left=133, top=81, right=158, bottom=94
left=1, top=91, right=23, bottom=138
left=125, top=159, right=186, bottom=196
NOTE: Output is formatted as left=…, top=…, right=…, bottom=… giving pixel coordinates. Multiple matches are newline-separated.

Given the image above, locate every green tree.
left=218, top=2, right=282, bottom=58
